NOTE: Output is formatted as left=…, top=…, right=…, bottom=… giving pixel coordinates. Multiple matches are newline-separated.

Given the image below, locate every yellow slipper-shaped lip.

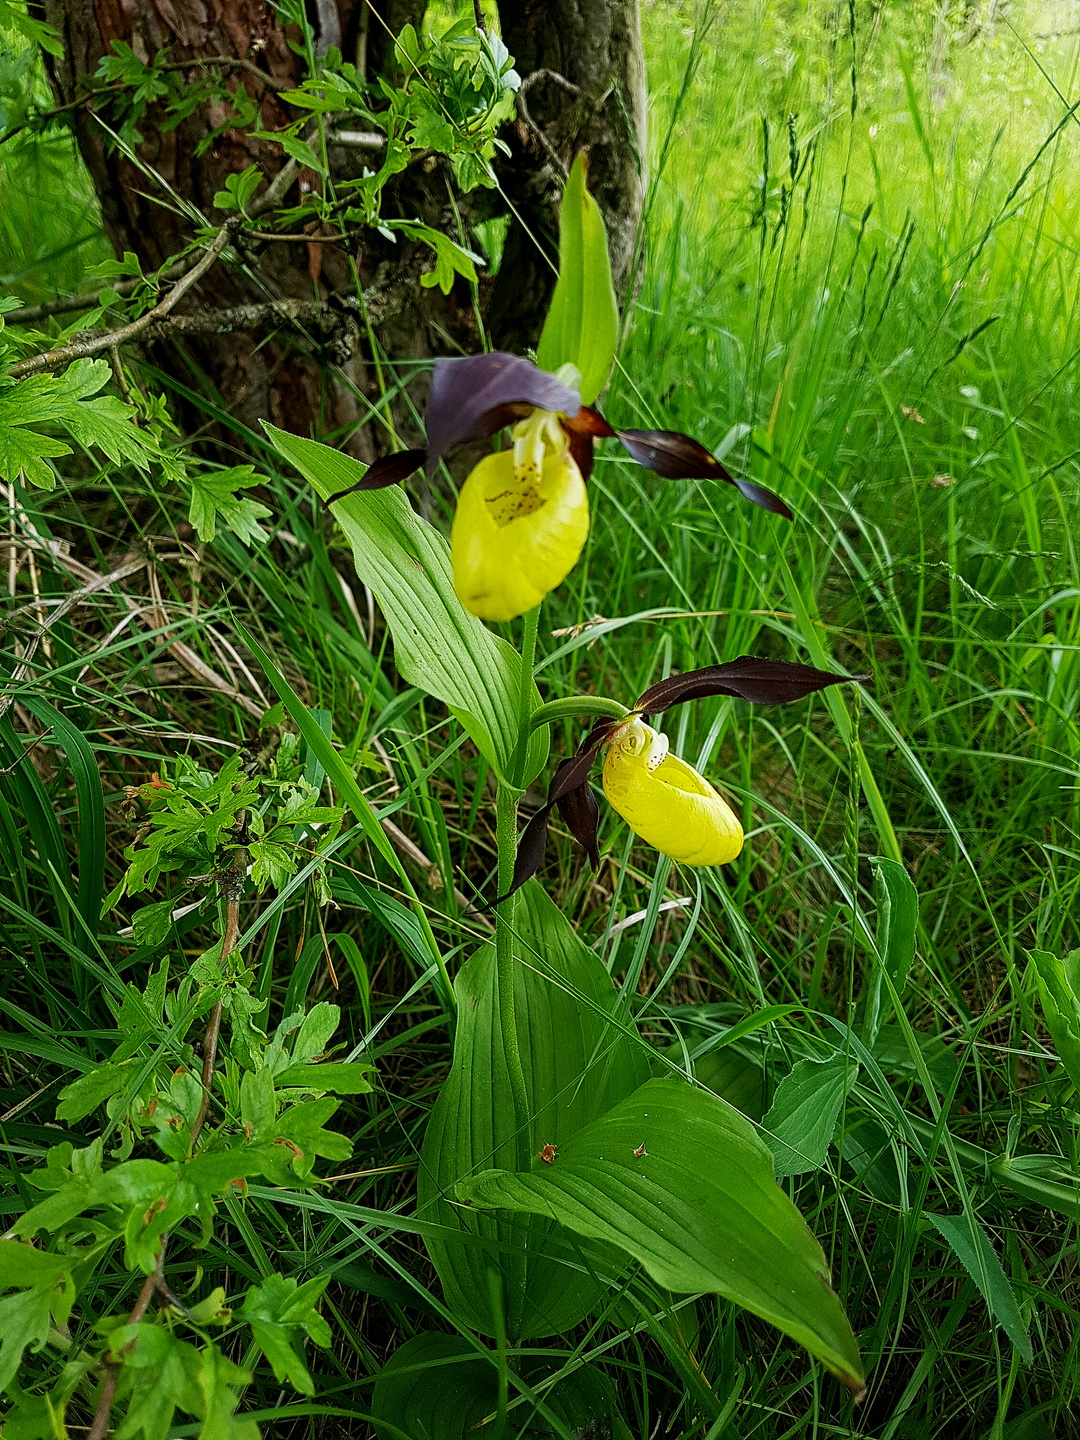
left=451, top=413, right=589, bottom=622
left=602, top=718, right=743, bottom=866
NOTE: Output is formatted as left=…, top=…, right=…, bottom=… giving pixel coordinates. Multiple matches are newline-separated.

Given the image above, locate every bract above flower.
left=450, top=408, right=589, bottom=622
left=602, top=717, right=743, bottom=866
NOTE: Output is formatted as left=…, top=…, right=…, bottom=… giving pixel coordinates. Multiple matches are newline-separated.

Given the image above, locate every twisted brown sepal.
left=489, top=719, right=617, bottom=907
left=635, top=657, right=868, bottom=716
left=324, top=447, right=429, bottom=505
left=615, top=430, right=793, bottom=519
left=561, top=405, right=615, bottom=482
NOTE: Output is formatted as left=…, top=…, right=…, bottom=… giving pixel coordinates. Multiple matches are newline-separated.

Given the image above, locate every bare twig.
left=6, top=136, right=305, bottom=335
left=190, top=871, right=244, bottom=1148
left=515, top=69, right=582, bottom=180
left=10, top=220, right=242, bottom=378
left=6, top=256, right=193, bottom=326
left=87, top=1240, right=168, bottom=1440
left=328, top=130, right=386, bottom=149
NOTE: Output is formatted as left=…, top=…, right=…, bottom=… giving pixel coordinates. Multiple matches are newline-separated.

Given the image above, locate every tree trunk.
left=38, top=0, right=646, bottom=452
left=488, top=0, right=647, bottom=354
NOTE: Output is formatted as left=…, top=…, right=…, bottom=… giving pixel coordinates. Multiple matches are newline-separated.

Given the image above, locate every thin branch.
left=9, top=220, right=242, bottom=378
left=515, top=69, right=582, bottom=180
left=87, top=1239, right=168, bottom=1440
left=328, top=130, right=386, bottom=149
left=6, top=122, right=303, bottom=331
left=190, top=872, right=244, bottom=1148
left=6, top=256, right=196, bottom=326
left=154, top=54, right=288, bottom=93
left=241, top=227, right=367, bottom=244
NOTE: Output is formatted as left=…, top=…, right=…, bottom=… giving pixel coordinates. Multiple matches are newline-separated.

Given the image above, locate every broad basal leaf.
left=264, top=425, right=548, bottom=785
left=536, top=152, right=619, bottom=405
left=417, top=882, right=651, bottom=1339
left=371, top=1334, right=496, bottom=1440
left=457, top=1076, right=865, bottom=1393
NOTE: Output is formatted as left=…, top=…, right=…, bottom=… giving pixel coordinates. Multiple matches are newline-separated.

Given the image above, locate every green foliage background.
left=2, top=0, right=1080, bottom=1435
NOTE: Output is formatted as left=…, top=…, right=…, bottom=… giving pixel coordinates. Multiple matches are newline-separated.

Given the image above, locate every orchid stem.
left=495, top=778, right=531, bottom=1172
left=512, top=605, right=540, bottom=788
left=494, top=606, right=540, bottom=1174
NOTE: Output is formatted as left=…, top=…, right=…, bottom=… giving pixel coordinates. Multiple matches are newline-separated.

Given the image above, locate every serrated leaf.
left=187, top=466, right=270, bottom=543
left=458, top=1076, right=864, bottom=1392
left=275, top=1062, right=373, bottom=1094
left=130, top=899, right=176, bottom=946
left=240, top=1273, right=331, bottom=1395
left=0, top=1244, right=74, bottom=1392
left=536, top=152, right=619, bottom=405
left=56, top=1062, right=136, bottom=1123
left=928, top=1212, right=1032, bottom=1362
left=279, top=132, right=326, bottom=175
left=0, top=423, right=69, bottom=487
left=263, top=424, right=549, bottom=785
left=763, top=1053, right=859, bottom=1178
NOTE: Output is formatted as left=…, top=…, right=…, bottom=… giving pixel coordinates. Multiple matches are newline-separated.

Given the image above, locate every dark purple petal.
left=426, top=353, right=581, bottom=463
left=635, top=657, right=868, bottom=715
left=616, top=429, right=792, bottom=520
left=325, top=448, right=427, bottom=504
left=561, top=406, right=615, bottom=482
left=730, top=478, right=794, bottom=520
left=488, top=803, right=553, bottom=908
left=555, top=781, right=600, bottom=870
left=548, top=722, right=616, bottom=806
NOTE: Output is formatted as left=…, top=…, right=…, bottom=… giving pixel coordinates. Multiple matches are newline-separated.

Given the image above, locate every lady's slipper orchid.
left=450, top=406, right=589, bottom=622
left=601, top=716, right=743, bottom=866
left=325, top=351, right=793, bottom=621
left=497, top=655, right=868, bottom=902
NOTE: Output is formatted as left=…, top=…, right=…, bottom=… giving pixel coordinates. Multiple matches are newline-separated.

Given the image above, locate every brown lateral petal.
left=324, top=448, right=428, bottom=504
left=489, top=723, right=617, bottom=906
left=565, top=405, right=616, bottom=439
left=635, top=657, right=868, bottom=715
left=426, top=353, right=581, bottom=463
left=488, top=803, right=555, bottom=908
left=555, top=781, right=600, bottom=870
left=616, top=429, right=792, bottom=520
left=561, top=406, right=615, bottom=483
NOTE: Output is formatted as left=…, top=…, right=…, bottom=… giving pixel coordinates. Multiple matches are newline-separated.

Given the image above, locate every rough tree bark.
left=38, top=0, right=646, bottom=453
left=489, top=0, right=647, bottom=354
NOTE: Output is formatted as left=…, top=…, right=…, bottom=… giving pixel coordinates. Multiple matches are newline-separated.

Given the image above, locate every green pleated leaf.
left=371, top=1334, right=495, bottom=1440
left=456, top=1076, right=865, bottom=1393
left=417, top=882, right=651, bottom=1339
left=17, top=694, right=106, bottom=931
left=860, top=856, right=919, bottom=1045
left=1026, top=947, right=1080, bottom=1092
left=536, top=153, right=619, bottom=405
left=263, top=425, right=548, bottom=786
